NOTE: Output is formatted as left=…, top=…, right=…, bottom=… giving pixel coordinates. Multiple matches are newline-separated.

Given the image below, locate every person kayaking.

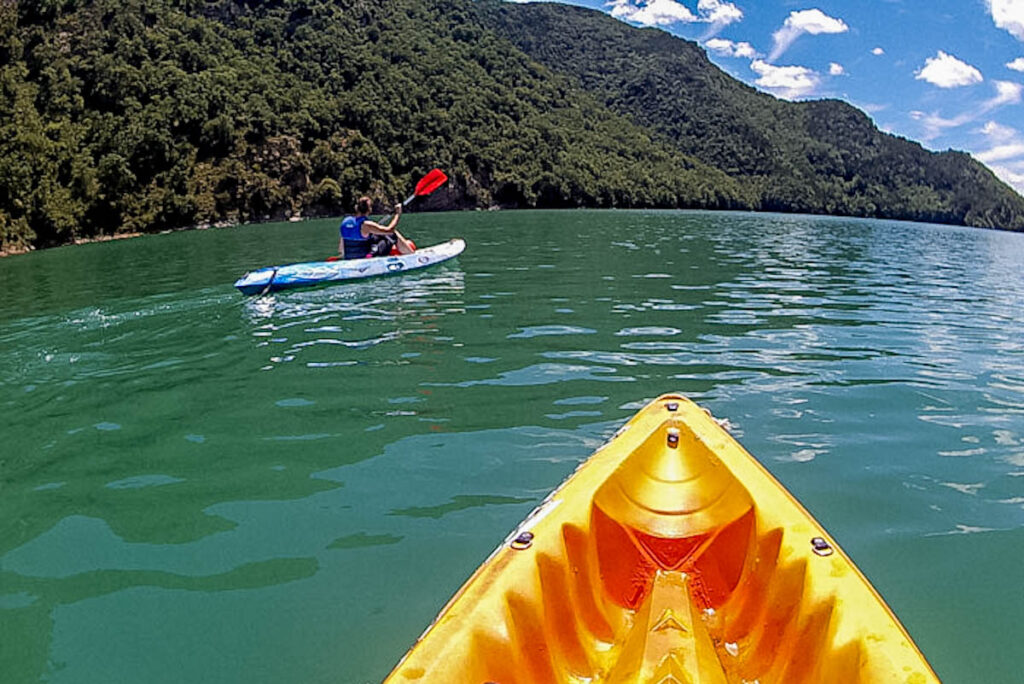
left=337, top=196, right=416, bottom=259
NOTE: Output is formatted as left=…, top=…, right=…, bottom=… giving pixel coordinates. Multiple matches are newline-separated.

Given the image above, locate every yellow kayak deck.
left=385, top=395, right=938, bottom=683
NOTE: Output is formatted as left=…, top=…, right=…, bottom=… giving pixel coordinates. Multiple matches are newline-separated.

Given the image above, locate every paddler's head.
left=355, top=196, right=372, bottom=216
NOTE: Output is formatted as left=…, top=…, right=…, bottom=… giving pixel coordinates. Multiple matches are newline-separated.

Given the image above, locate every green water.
left=1, top=210, right=1023, bottom=683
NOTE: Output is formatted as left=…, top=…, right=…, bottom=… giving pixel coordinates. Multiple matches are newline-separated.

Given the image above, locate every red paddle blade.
left=414, top=169, right=448, bottom=197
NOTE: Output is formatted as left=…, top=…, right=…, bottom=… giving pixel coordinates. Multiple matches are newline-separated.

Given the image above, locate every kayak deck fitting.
left=233, top=238, right=465, bottom=295
left=385, top=394, right=938, bottom=683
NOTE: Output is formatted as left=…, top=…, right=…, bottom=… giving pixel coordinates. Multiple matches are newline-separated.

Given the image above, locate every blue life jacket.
left=339, top=216, right=371, bottom=259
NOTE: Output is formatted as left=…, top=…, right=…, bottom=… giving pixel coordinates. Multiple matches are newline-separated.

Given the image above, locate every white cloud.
left=605, top=0, right=743, bottom=28
left=750, top=59, right=820, bottom=99
left=974, top=120, right=1024, bottom=194
left=829, top=62, right=845, bottom=76
left=769, top=9, right=849, bottom=61
left=980, top=120, right=1019, bottom=142
left=1008, top=57, right=1024, bottom=72
left=704, top=38, right=758, bottom=58
left=912, top=82, right=1022, bottom=140
left=607, top=0, right=697, bottom=26
left=987, top=163, right=1024, bottom=194
left=977, top=142, right=1024, bottom=162
left=987, top=0, right=1024, bottom=41
left=910, top=110, right=972, bottom=140
left=915, top=51, right=984, bottom=88
left=857, top=101, right=890, bottom=114
left=987, top=79, right=1024, bottom=106
left=697, top=0, right=743, bottom=27
left=872, top=47, right=885, bottom=56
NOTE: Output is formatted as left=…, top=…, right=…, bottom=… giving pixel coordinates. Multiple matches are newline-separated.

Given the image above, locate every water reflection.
left=242, top=270, right=465, bottom=371
left=242, top=269, right=465, bottom=323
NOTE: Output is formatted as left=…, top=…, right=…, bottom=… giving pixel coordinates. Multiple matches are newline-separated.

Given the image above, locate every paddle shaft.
left=259, top=267, right=279, bottom=296
left=378, top=169, right=447, bottom=223
left=377, top=194, right=415, bottom=226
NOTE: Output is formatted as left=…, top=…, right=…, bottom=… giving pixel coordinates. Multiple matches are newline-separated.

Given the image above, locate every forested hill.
left=0, top=0, right=747, bottom=252
left=481, top=1, right=1024, bottom=230
left=1, top=1, right=1022, bottom=253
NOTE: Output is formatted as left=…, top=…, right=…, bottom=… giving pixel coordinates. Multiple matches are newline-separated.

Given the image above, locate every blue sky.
left=506, top=0, right=1024, bottom=195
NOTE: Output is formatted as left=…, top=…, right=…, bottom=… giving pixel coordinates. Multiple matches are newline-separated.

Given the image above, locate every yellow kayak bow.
left=385, top=394, right=938, bottom=683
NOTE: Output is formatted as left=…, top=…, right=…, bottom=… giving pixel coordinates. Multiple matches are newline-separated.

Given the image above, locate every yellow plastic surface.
left=384, top=394, right=939, bottom=683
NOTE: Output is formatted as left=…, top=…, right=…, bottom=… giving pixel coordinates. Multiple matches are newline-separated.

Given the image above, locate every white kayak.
left=233, top=238, right=466, bottom=295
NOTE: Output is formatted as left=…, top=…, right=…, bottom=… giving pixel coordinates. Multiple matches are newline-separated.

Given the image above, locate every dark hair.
left=355, top=196, right=372, bottom=214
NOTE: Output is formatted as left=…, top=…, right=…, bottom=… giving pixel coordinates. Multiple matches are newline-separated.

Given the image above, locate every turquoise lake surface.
left=1, top=210, right=1022, bottom=682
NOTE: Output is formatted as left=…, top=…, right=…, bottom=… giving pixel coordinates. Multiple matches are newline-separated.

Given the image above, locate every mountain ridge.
left=1, top=0, right=1021, bottom=254
left=480, top=1, right=1024, bottom=229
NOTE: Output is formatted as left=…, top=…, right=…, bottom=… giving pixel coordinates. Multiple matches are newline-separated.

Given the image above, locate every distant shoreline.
left=0, top=218, right=302, bottom=258
left=0, top=231, right=143, bottom=258
left=4, top=206, right=1023, bottom=259
left=0, top=219, right=243, bottom=258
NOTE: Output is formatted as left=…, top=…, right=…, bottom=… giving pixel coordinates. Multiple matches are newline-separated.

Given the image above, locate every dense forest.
left=1, top=0, right=1022, bottom=253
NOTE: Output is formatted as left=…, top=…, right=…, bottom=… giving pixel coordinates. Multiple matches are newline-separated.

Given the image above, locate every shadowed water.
left=1, top=211, right=1022, bottom=683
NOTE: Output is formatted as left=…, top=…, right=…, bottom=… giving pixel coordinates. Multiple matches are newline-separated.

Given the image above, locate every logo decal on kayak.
left=357, top=265, right=370, bottom=273
left=387, top=262, right=405, bottom=272
left=418, top=256, right=429, bottom=264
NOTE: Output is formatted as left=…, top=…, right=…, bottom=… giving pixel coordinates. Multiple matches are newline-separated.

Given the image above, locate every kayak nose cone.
left=594, top=419, right=753, bottom=543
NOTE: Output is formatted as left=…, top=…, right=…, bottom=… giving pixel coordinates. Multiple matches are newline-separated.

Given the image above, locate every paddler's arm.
left=361, top=204, right=403, bottom=235
left=337, top=235, right=344, bottom=256
left=363, top=205, right=416, bottom=255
